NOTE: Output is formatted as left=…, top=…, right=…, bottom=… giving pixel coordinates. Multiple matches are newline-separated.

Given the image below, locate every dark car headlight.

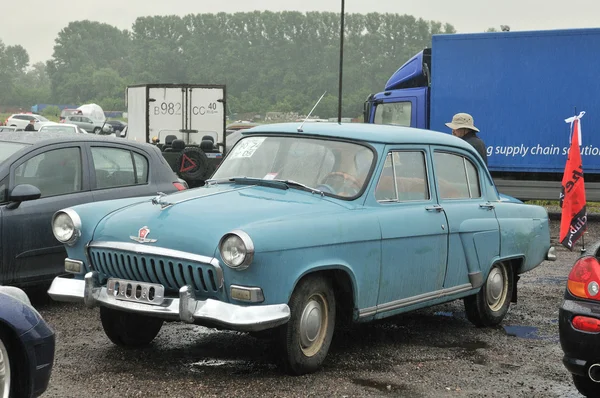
left=51, top=209, right=81, bottom=246
left=219, top=230, right=254, bottom=270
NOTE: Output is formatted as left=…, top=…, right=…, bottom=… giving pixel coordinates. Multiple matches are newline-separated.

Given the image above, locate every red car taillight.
left=568, top=256, right=600, bottom=299
left=173, top=182, right=187, bottom=191
left=572, top=316, right=600, bottom=333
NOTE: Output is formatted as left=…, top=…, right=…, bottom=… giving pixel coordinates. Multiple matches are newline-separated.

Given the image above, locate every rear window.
left=0, top=142, right=28, bottom=163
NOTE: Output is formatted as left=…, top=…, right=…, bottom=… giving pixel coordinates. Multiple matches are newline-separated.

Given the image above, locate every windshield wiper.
left=272, top=179, right=324, bottom=196
left=226, top=177, right=289, bottom=190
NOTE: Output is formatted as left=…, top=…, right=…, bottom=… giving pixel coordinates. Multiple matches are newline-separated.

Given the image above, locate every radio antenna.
left=297, top=91, right=327, bottom=132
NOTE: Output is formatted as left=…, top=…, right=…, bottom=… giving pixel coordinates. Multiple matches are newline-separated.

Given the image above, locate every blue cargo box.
left=429, top=28, right=600, bottom=173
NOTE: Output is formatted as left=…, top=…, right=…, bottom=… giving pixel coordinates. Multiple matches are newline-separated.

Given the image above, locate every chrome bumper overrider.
left=47, top=272, right=291, bottom=332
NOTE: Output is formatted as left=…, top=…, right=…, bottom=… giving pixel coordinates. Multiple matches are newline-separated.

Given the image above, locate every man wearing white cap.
left=445, top=113, right=488, bottom=166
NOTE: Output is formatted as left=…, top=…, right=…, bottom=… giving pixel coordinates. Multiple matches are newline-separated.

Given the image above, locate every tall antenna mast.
left=337, top=0, right=345, bottom=124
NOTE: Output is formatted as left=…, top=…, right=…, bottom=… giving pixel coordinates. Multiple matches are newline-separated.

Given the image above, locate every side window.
left=133, top=152, right=149, bottom=183
left=91, top=147, right=148, bottom=189
left=375, top=151, right=429, bottom=202
left=14, top=147, right=82, bottom=197
left=434, top=152, right=481, bottom=199
left=83, top=117, right=92, bottom=123
left=373, top=102, right=412, bottom=127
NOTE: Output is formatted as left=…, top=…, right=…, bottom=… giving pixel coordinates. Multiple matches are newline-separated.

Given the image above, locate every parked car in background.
left=0, top=131, right=187, bottom=287
left=5, top=114, right=52, bottom=130
left=559, top=242, right=600, bottom=397
left=39, top=123, right=88, bottom=134
left=59, top=108, right=81, bottom=122
left=105, top=120, right=127, bottom=134
left=48, top=122, right=554, bottom=375
left=64, top=115, right=112, bottom=134
left=0, top=285, right=55, bottom=397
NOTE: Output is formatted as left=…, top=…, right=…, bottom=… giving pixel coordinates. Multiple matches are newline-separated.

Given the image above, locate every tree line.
left=1, top=12, right=457, bottom=118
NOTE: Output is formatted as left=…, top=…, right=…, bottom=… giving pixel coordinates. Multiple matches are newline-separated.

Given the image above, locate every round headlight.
left=52, top=209, right=81, bottom=245
left=219, top=230, right=254, bottom=270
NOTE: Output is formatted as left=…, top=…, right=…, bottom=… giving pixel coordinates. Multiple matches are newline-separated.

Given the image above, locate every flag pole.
left=575, top=106, right=587, bottom=253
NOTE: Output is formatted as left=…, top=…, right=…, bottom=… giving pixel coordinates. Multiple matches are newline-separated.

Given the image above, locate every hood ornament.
left=152, top=192, right=173, bottom=209
left=130, top=226, right=157, bottom=243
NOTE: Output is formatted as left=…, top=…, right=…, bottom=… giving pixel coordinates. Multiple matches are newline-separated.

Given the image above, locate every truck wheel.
left=175, top=147, right=210, bottom=182
left=100, top=307, right=163, bottom=347
left=464, top=262, right=514, bottom=327
left=276, top=275, right=336, bottom=375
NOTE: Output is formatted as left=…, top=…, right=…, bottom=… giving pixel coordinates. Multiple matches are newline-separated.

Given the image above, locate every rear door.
left=431, top=147, right=500, bottom=289
left=1, top=144, right=92, bottom=285
left=87, top=142, right=158, bottom=202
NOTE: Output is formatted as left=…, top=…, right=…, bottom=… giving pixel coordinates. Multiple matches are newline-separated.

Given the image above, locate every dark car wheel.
left=464, top=262, right=514, bottom=327
left=175, top=147, right=210, bottom=182
left=573, top=374, right=600, bottom=397
left=0, top=333, right=12, bottom=398
left=93, top=127, right=101, bottom=134
left=277, top=275, right=335, bottom=375
left=100, top=307, right=163, bottom=347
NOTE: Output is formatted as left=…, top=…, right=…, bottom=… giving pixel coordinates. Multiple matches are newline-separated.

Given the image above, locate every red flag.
left=559, top=113, right=587, bottom=250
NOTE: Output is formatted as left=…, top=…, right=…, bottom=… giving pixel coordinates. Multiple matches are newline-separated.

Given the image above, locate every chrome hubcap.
left=0, top=338, right=10, bottom=398
left=299, top=293, right=328, bottom=357
left=486, top=265, right=508, bottom=312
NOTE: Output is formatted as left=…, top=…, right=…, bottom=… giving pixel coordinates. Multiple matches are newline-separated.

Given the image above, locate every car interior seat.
left=163, top=135, right=178, bottom=151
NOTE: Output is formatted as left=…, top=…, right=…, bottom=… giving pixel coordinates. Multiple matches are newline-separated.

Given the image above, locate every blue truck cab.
left=364, top=28, right=600, bottom=201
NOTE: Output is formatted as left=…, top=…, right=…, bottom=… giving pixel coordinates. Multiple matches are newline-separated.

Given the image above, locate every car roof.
left=0, top=131, right=147, bottom=148
left=242, top=122, right=474, bottom=150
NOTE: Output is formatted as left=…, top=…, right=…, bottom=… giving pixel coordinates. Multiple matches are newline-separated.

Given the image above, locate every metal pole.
left=337, top=0, right=345, bottom=124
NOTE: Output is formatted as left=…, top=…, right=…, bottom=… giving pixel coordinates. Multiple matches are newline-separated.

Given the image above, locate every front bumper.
left=559, top=297, right=600, bottom=377
left=48, top=272, right=291, bottom=332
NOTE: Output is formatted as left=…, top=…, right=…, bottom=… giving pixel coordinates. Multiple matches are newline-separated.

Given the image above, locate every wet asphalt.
left=28, top=218, right=589, bottom=397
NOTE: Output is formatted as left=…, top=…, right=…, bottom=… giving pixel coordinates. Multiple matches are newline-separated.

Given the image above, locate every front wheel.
left=276, top=275, right=336, bottom=375
left=100, top=307, right=164, bottom=347
left=0, top=333, right=16, bottom=398
left=464, top=262, right=514, bottom=327
left=573, top=374, right=600, bottom=397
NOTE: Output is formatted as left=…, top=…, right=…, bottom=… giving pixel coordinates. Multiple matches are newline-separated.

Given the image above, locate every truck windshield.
left=373, top=102, right=412, bottom=127
left=213, top=135, right=374, bottom=199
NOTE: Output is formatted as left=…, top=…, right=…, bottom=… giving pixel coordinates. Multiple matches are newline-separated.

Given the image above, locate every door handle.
left=425, top=205, right=444, bottom=212
left=479, top=202, right=495, bottom=210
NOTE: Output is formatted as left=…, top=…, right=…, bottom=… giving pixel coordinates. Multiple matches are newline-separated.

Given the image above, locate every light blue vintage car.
left=48, top=122, right=555, bottom=374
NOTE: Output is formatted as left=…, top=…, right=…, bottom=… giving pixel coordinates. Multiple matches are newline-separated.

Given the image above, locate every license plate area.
left=107, top=278, right=165, bottom=306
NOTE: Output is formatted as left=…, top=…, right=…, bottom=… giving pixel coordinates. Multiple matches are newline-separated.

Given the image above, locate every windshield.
left=213, top=135, right=375, bottom=198
left=39, top=125, right=77, bottom=134
left=36, top=115, right=49, bottom=122
left=0, top=142, right=28, bottom=163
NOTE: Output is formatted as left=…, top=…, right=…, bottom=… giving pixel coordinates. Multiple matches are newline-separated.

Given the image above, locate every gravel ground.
left=30, top=218, right=592, bottom=398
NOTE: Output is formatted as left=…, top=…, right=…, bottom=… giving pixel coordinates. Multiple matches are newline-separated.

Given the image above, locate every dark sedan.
left=559, top=241, right=600, bottom=397
left=104, top=120, right=127, bottom=134
left=0, top=286, right=55, bottom=397
left=0, top=132, right=187, bottom=287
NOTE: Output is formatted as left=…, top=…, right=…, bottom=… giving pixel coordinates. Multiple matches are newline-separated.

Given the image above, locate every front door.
left=1, top=145, right=92, bottom=285
left=431, top=148, right=500, bottom=289
left=374, top=148, right=448, bottom=311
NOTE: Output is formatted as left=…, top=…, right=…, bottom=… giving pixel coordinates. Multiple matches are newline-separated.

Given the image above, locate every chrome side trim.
left=358, top=283, right=473, bottom=318
left=88, top=241, right=224, bottom=289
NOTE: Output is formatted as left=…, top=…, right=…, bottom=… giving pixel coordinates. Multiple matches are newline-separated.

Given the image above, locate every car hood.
left=92, top=184, right=350, bottom=256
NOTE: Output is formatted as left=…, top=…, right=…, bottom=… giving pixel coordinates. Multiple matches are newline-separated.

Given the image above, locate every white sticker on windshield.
left=229, top=137, right=266, bottom=159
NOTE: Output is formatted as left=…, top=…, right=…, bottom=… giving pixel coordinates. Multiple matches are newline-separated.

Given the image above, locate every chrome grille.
left=88, top=246, right=221, bottom=295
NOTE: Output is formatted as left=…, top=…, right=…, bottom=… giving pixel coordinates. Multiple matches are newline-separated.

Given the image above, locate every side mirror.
left=6, top=184, right=42, bottom=209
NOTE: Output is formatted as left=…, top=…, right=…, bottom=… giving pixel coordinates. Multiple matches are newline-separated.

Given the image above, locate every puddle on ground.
left=433, top=311, right=466, bottom=318
left=503, top=325, right=543, bottom=340
left=352, top=378, right=409, bottom=394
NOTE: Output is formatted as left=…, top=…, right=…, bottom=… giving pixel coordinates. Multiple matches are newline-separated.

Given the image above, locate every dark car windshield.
left=0, top=142, right=29, bottom=163
left=213, top=135, right=374, bottom=198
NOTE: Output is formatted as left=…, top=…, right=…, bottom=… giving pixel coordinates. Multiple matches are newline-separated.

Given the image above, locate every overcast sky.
left=3, top=0, right=599, bottom=64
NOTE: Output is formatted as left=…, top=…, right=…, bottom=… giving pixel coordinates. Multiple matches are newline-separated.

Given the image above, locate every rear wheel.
left=464, top=262, right=514, bottom=327
left=276, top=275, right=335, bottom=375
left=573, top=374, right=600, bottom=397
left=100, top=307, right=163, bottom=347
left=93, top=127, right=101, bottom=134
